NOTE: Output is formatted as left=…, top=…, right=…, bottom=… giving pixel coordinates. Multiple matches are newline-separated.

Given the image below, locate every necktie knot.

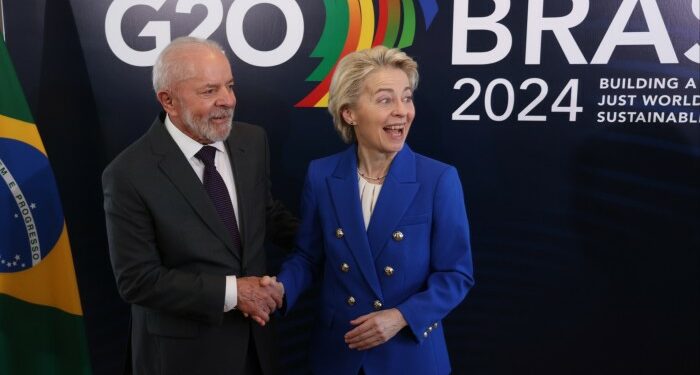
left=195, top=145, right=217, bottom=166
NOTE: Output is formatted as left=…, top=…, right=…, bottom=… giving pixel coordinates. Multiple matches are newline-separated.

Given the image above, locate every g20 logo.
left=105, top=0, right=304, bottom=68
left=105, top=0, right=439, bottom=107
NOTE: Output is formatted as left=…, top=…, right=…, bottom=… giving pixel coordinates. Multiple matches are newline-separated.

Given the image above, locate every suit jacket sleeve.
left=103, top=164, right=226, bottom=325
left=262, top=130, right=299, bottom=250
left=396, top=166, right=475, bottom=341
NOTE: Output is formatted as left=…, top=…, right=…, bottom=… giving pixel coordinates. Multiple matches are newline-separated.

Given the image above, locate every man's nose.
left=217, top=88, right=236, bottom=108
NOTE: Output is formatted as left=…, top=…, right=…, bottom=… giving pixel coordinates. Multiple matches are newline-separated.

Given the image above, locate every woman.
left=277, top=46, right=474, bottom=375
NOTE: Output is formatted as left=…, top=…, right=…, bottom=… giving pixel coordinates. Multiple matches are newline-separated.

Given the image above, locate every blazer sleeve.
left=396, top=166, right=475, bottom=342
left=277, top=163, right=324, bottom=311
left=102, top=164, right=226, bottom=325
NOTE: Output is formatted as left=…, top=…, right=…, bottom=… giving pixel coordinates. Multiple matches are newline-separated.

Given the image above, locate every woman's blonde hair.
left=328, top=46, right=418, bottom=143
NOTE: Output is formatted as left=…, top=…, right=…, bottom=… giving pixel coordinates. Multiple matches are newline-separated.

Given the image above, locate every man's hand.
left=260, top=275, right=284, bottom=306
left=236, top=276, right=281, bottom=326
left=344, top=308, right=407, bottom=350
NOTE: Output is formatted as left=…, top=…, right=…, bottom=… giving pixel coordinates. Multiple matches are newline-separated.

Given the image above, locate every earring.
left=349, top=121, right=356, bottom=126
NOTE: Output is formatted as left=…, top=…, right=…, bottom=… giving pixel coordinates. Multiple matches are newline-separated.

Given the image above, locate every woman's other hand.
left=344, top=308, right=407, bottom=350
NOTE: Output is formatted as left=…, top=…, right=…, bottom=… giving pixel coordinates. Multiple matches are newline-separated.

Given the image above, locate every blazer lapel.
left=224, top=124, right=250, bottom=265
left=148, top=117, right=240, bottom=261
left=327, top=147, right=384, bottom=300
left=367, top=146, right=419, bottom=260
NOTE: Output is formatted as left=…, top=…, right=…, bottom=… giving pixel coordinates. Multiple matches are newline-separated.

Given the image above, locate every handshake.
left=236, top=275, right=284, bottom=326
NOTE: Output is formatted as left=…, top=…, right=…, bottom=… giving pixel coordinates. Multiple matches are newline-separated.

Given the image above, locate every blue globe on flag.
left=0, top=138, right=64, bottom=273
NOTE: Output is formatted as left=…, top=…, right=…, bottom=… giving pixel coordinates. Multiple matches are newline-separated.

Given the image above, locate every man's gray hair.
left=152, top=36, right=225, bottom=92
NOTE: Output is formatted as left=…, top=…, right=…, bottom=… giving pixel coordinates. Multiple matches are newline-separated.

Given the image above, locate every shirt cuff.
left=223, top=275, right=238, bottom=312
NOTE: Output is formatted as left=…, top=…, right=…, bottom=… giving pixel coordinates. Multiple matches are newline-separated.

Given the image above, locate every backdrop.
left=4, top=0, right=699, bottom=374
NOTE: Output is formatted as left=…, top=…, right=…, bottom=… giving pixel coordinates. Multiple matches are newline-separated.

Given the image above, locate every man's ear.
left=157, top=90, right=177, bottom=116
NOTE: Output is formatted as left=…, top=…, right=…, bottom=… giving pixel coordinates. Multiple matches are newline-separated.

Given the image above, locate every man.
left=102, top=37, right=297, bottom=375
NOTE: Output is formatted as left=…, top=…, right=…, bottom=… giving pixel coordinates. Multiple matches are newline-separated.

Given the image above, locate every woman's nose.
left=392, top=100, right=407, bottom=116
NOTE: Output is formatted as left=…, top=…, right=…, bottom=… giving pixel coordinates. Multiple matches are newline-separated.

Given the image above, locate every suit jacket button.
left=384, top=266, right=394, bottom=276
left=347, top=296, right=356, bottom=306
left=373, top=300, right=383, bottom=310
left=433, top=322, right=438, bottom=328
left=423, top=331, right=428, bottom=338
left=335, top=228, right=344, bottom=239
left=392, top=231, right=404, bottom=241
left=340, top=263, right=350, bottom=272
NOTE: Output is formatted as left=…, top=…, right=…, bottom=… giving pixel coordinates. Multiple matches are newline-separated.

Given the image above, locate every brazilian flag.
left=0, top=38, right=92, bottom=373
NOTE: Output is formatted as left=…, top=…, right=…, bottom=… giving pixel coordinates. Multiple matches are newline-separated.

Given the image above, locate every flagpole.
left=0, top=0, right=5, bottom=41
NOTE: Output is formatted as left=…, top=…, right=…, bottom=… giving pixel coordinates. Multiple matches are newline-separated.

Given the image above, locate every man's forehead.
left=175, top=54, right=233, bottom=83
left=179, top=71, right=234, bottom=86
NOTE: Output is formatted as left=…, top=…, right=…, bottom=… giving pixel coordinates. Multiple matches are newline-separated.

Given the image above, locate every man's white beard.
left=183, top=107, right=234, bottom=143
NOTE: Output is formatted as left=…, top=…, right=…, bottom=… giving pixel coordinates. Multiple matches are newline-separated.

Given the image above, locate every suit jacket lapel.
left=224, top=124, right=249, bottom=265
left=367, top=146, right=419, bottom=260
left=148, top=116, right=240, bottom=261
left=327, top=147, right=384, bottom=300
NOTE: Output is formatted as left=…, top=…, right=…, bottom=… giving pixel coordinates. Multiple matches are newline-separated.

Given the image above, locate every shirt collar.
left=164, top=114, right=226, bottom=160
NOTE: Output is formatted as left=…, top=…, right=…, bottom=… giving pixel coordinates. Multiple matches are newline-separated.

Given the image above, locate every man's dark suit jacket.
left=102, top=114, right=297, bottom=375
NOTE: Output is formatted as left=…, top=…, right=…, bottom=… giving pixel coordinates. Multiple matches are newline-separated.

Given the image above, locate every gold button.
left=373, top=300, right=383, bottom=310
left=392, top=231, right=404, bottom=241
left=384, top=266, right=394, bottom=276
left=433, top=322, right=438, bottom=328
left=340, top=263, right=350, bottom=272
left=428, top=326, right=433, bottom=332
left=335, top=228, right=344, bottom=239
left=347, top=296, right=356, bottom=306
left=423, top=331, right=428, bottom=338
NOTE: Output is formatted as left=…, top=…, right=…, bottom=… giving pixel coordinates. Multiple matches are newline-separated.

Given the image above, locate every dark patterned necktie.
left=195, top=145, right=242, bottom=250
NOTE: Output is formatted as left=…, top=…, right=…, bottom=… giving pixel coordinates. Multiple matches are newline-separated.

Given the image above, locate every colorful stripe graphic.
left=296, top=0, right=438, bottom=107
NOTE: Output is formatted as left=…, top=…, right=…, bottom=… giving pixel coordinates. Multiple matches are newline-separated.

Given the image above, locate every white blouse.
left=358, top=173, right=383, bottom=229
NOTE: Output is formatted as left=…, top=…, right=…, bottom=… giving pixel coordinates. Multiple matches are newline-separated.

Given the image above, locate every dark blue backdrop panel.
left=4, top=1, right=698, bottom=374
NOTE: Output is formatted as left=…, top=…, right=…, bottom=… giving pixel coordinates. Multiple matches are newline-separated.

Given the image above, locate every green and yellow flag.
left=0, top=38, right=92, bottom=374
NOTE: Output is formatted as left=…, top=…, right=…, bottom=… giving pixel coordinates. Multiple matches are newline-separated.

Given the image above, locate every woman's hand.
left=344, top=308, right=407, bottom=350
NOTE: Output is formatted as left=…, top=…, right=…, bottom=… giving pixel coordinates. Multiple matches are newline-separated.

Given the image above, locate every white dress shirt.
left=164, top=115, right=239, bottom=312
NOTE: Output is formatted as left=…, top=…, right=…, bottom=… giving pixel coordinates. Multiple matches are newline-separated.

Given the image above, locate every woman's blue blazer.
left=278, top=144, right=474, bottom=375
